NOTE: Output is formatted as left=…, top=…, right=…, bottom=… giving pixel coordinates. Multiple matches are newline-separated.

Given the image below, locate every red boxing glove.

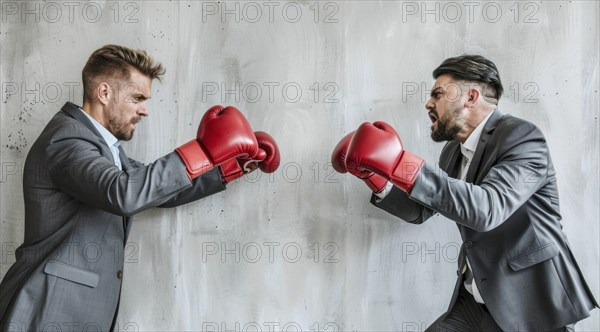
left=331, top=131, right=387, bottom=192
left=220, top=131, right=281, bottom=183
left=345, top=121, right=424, bottom=192
left=252, top=131, right=280, bottom=173
left=175, top=105, right=258, bottom=180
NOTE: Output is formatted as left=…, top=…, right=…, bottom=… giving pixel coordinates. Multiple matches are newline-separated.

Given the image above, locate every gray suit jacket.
left=0, top=102, right=226, bottom=331
left=372, top=111, right=598, bottom=330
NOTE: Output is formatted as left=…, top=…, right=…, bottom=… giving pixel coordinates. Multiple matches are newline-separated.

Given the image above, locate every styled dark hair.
left=433, top=54, right=503, bottom=102
left=82, top=44, right=165, bottom=102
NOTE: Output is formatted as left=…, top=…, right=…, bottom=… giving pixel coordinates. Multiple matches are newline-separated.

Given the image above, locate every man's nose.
left=425, top=98, right=434, bottom=111
left=138, top=103, right=149, bottom=117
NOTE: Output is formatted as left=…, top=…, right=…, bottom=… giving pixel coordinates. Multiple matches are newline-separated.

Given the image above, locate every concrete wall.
left=1, top=1, right=598, bottom=330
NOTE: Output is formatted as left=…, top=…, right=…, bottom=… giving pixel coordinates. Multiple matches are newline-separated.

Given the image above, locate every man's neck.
left=455, top=106, right=495, bottom=143
left=81, top=101, right=107, bottom=127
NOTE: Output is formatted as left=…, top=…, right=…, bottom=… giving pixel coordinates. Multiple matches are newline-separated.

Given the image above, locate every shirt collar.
left=460, top=110, right=495, bottom=159
left=78, top=108, right=120, bottom=148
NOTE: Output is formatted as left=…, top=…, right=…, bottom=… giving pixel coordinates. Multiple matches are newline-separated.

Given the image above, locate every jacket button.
left=464, top=241, right=473, bottom=249
left=117, top=271, right=123, bottom=279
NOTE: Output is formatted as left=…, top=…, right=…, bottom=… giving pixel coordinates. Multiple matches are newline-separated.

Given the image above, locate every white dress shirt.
left=78, top=108, right=123, bottom=170
left=374, top=180, right=393, bottom=199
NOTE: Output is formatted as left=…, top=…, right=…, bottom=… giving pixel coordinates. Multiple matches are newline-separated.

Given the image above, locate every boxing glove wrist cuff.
left=364, top=175, right=387, bottom=192
left=390, top=151, right=424, bottom=192
left=219, top=158, right=245, bottom=184
left=175, top=140, right=214, bottom=180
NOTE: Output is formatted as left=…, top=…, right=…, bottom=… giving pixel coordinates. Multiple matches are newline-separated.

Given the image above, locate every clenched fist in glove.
left=175, top=105, right=258, bottom=180
left=220, top=131, right=281, bottom=184
left=331, top=131, right=387, bottom=192
left=345, top=121, right=424, bottom=192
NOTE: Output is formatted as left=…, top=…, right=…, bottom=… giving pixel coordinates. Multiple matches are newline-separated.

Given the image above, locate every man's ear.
left=97, top=82, right=111, bottom=105
left=466, top=87, right=480, bottom=106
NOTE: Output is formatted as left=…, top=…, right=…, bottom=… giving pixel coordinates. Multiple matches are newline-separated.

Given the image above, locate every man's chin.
left=116, top=131, right=134, bottom=141
left=431, top=125, right=460, bottom=142
left=430, top=131, right=448, bottom=142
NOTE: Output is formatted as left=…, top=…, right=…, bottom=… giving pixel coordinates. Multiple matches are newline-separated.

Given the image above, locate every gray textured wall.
left=1, top=1, right=598, bottom=331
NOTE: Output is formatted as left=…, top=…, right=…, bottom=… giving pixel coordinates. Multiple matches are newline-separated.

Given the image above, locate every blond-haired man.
left=0, top=44, right=279, bottom=330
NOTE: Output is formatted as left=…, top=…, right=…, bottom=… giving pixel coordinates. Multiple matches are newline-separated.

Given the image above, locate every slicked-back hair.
left=82, top=44, right=165, bottom=102
left=433, top=54, right=503, bottom=103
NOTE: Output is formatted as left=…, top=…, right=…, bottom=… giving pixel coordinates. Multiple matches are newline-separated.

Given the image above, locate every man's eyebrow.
left=134, top=93, right=150, bottom=100
left=430, top=87, right=442, bottom=97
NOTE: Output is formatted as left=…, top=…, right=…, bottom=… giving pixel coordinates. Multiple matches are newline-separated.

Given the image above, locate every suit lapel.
left=465, top=110, right=504, bottom=183
left=454, top=112, right=503, bottom=273
left=448, top=146, right=463, bottom=179
left=63, top=102, right=133, bottom=240
left=118, top=146, right=132, bottom=171
left=117, top=145, right=134, bottom=240
left=456, top=111, right=504, bottom=241
left=61, top=102, right=105, bottom=142
left=441, top=142, right=463, bottom=178
left=61, top=102, right=121, bottom=163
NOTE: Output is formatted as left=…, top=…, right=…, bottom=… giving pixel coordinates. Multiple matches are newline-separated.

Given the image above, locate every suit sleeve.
left=370, top=186, right=436, bottom=224
left=407, top=122, right=549, bottom=232
left=158, top=167, right=225, bottom=207
left=46, top=127, right=220, bottom=217
left=125, top=157, right=226, bottom=208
